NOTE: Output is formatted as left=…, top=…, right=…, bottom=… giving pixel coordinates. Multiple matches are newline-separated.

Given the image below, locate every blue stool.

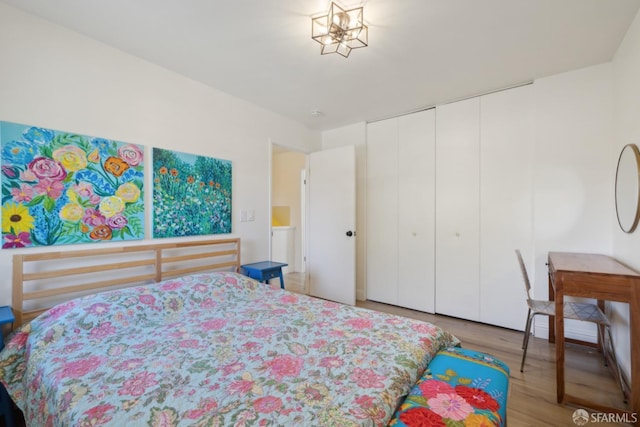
left=240, top=261, right=288, bottom=289
left=0, top=305, right=16, bottom=427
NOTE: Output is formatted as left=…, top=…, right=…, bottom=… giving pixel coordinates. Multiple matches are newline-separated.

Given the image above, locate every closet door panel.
left=366, top=119, right=399, bottom=304
left=435, top=98, right=481, bottom=321
left=480, top=85, right=533, bottom=330
left=398, top=109, right=436, bottom=313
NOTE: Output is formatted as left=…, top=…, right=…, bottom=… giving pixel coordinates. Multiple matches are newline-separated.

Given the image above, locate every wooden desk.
left=548, top=252, right=640, bottom=423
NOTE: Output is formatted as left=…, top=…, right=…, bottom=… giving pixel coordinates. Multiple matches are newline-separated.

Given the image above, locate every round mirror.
left=615, top=143, right=640, bottom=233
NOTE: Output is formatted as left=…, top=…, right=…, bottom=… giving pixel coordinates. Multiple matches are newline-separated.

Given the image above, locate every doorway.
left=270, top=143, right=307, bottom=293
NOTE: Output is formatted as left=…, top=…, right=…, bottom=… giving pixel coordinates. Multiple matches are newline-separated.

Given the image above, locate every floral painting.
left=153, top=148, right=231, bottom=237
left=1, top=121, right=145, bottom=248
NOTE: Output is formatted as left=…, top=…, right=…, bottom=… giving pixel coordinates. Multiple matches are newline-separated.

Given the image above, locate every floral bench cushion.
left=389, top=346, right=510, bottom=427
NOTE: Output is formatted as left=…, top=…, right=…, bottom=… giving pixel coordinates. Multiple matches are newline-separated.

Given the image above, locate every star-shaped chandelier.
left=311, top=2, right=368, bottom=58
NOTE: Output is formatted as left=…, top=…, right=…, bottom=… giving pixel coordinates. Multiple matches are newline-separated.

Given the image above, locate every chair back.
left=515, top=249, right=533, bottom=301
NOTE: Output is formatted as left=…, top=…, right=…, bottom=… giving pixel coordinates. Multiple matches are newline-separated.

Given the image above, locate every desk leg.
left=279, top=271, right=285, bottom=289
left=548, top=273, right=555, bottom=344
left=631, top=284, right=640, bottom=425
left=555, top=283, right=565, bottom=404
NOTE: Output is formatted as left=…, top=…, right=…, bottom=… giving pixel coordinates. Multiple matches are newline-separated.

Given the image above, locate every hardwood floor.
left=285, top=272, right=631, bottom=426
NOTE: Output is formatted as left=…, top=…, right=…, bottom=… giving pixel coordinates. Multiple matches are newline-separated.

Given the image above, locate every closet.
left=365, top=85, right=532, bottom=330
left=435, top=84, right=533, bottom=330
left=366, top=109, right=436, bottom=313
left=434, top=97, right=481, bottom=321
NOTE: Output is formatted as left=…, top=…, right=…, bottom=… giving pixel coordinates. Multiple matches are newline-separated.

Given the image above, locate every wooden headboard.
left=12, top=238, right=241, bottom=326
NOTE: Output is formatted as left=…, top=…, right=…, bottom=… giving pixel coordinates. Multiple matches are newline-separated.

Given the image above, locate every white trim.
left=534, top=323, right=598, bottom=344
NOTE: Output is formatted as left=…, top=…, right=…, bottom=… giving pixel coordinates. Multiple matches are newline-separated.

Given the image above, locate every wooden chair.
left=515, top=249, right=624, bottom=399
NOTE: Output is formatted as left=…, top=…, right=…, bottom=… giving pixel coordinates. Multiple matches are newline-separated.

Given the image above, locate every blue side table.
left=241, top=261, right=288, bottom=289
left=0, top=305, right=16, bottom=427
left=0, top=306, right=15, bottom=351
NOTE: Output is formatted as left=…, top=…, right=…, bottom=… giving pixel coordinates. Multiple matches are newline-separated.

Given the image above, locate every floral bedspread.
left=0, top=272, right=458, bottom=426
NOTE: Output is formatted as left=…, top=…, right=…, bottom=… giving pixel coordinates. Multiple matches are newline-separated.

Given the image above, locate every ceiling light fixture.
left=311, top=2, right=368, bottom=58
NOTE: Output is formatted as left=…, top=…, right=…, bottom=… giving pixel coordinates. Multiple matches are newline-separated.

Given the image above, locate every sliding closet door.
left=479, top=85, right=533, bottom=330
left=366, top=109, right=436, bottom=312
left=397, top=109, right=435, bottom=312
left=366, top=118, right=399, bottom=305
left=435, top=98, right=481, bottom=321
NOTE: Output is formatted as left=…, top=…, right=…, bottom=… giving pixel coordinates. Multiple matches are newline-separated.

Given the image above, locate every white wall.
left=0, top=4, right=320, bottom=305
left=611, top=7, right=640, bottom=383
left=322, top=123, right=367, bottom=300
left=532, top=63, right=614, bottom=341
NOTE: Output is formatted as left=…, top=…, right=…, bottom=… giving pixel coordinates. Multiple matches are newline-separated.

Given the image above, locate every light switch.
left=247, top=210, right=255, bottom=221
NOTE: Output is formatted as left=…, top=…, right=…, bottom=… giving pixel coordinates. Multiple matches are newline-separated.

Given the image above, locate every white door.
left=366, top=110, right=436, bottom=313
left=479, top=85, right=533, bottom=330
left=366, top=119, right=399, bottom=305
left=435, top=97, right=481, bottom=321
left=397, top=109, right=436, bottom=313
left=308, top=145, right=356, bottom=305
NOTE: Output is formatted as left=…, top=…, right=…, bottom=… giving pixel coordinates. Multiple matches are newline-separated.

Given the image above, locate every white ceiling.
left=3, top=0, right=639, bottom=132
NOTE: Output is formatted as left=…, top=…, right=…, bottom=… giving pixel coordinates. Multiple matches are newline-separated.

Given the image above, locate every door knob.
left=346, top=230, right=354, bottom=237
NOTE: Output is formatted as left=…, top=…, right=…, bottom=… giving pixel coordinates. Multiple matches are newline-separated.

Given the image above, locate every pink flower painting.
left=1, top=121, right=144, bottom=248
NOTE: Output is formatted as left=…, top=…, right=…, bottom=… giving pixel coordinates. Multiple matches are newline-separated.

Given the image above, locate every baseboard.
left=534, top=324, right=598, bottom=344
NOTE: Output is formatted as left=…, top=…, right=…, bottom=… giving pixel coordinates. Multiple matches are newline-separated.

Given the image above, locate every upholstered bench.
left=389, top=347, right=510, bottom=427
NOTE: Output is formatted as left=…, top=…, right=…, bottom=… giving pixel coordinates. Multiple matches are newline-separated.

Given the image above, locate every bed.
left=0, top=239, right=459, bottom=426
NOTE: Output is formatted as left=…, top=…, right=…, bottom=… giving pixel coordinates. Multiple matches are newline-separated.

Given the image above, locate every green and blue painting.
left=152, top=148, right=232, bottom=237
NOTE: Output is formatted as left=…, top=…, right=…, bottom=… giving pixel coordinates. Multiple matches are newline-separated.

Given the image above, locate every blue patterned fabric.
left=389, top=347, right=510, bottom=426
